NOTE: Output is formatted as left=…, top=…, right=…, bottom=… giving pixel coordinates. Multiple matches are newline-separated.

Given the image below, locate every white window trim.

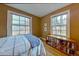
left=7, top=10, right=32, bottom=36
left=50, top=10, right=70, bottom=39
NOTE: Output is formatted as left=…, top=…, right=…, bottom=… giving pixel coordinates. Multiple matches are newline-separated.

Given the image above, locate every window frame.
left=7, top=10, right=32, bottom=36
left=50, top=10, right=70, bottom=39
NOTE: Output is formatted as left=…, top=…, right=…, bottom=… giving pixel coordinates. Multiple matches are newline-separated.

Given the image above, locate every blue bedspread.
left=0, top=34, right=46, bottom=56
left=24, top=34, right=40, bottom=48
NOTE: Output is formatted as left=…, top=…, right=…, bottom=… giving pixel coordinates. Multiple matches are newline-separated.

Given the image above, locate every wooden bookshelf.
left=46, top=35, right=76, bottom=56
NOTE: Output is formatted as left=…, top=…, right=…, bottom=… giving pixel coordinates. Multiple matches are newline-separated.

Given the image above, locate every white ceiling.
left=6, top=3, right=71, bottom=17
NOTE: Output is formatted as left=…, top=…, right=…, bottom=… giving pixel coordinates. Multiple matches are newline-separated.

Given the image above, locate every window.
left=7, top=11, right=32, bottom=36
left=51, top=11, right=70, bottom=39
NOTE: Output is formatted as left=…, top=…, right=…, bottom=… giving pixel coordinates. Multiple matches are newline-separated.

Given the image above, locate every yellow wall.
left=0, top=4, right=41, bottom=37
left=41, top=3, right=79, bottom=50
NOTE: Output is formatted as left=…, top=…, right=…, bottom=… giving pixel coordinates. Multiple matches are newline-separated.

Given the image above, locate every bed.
left=0, top=34, right=46, bottom=56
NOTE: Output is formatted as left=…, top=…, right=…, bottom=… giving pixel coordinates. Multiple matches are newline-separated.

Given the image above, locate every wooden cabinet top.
left=47, top=35, right=76, bottom=42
